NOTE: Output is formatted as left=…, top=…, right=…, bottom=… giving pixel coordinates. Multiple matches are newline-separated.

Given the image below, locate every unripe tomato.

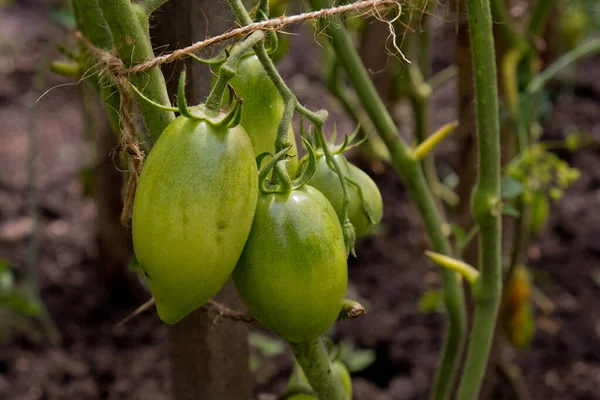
left=132, top=108, right=258, bottom=324
left=287, top=361, right=352, bottom=399
left=228, top=55, right=298, bottom=175
left=307, top=154, right=383, bottom=237
left=233, top=185, right=347, bottom=342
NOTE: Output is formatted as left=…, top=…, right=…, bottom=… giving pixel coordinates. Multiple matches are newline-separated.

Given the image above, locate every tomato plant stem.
left=71, top=0, right=121, bottom=136
left=456, top=0, right=502, bottom=399
left=226, top=0, right=357, bottom=255
left=306, top=1, right=467, bottom=399
left=289, top=339, right=348, bottom=400
left=96, top=0, right=174, bottom=142
left=205, top=31, right=265, bottom=111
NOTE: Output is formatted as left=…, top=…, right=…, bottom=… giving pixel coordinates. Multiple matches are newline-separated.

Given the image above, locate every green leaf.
left=502, top=204, right=521, bottom=217
left=249, top=353, right=262, bottom=373
left=450, top=224, right=466, bottom=245
left=0, top=291, right=41, bottom=316
left=248, top=332, right=285, bottom=357
left=418, top=289, right=444, bottom=314
left=344, top=349, right=376, bottom=373
left=501, top=177, right=524, bottom=199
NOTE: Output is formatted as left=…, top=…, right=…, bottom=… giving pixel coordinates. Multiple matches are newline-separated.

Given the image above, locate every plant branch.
left=97, top=0, right=174, bottom=141
left=227, top=0, right=356, bottom=256
left=289, top=339, right=348, bottom=400
left=205, top=31, right=265, bottom=110
left=306, top=2, right=466, bottom=399
left=456, top=0, right=503, bottom=399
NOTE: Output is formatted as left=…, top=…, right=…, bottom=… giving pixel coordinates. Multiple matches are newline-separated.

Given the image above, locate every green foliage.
left=337, top=339, right=376, bottom=373
left=418, top=289, right=444, bottom=314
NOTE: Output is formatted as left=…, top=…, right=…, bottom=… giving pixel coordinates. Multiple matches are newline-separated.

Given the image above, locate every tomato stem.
left=456, top=0, right=503, bottom=398
left=289, top=339, right=349, bottom=400
left=95, top=0, right=174, bottom=142
left=226, top=0, right=357, bottom=256
left=205, top=31, right=265, bottom=111
left=306, top=1, right=467, bottom=398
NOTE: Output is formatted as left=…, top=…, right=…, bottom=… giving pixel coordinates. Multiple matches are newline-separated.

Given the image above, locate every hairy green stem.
left=306, top=1, right=466, bottom=399
left=456, top=1, right=503, bottom=399
left=205, top=31, right=265, bottom=110
left=226, top=0, right=356, bottom=255
left=141, top=0, right=169, bottom=16
left=72, top=0, right=121, bottom=136
left=97, top=0, right=174, bottom=141
left=289, top=339, right=348, bottom=400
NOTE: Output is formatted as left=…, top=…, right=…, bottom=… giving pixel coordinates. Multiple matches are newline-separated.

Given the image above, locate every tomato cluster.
left=131, top=52, right=383, bottom=344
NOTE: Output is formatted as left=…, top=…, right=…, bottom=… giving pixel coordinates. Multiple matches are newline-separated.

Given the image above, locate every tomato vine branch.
left=456, top=0, right=502, bottom=398
left=305, top=1, right=467, bottom=399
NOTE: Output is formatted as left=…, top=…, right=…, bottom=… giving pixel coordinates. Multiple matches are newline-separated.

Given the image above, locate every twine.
left=75, top=0, right=403, bottom=224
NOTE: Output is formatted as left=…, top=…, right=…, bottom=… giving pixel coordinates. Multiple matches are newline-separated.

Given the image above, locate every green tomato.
left=287, top=361, right=352, bottom=399
left=307, top=154, right=383, bottom=238
left=228, top=55, right=298, bottom=175
left=233, top=185, right=347, bottom=343
left=132, top=107, right=258, bottom=325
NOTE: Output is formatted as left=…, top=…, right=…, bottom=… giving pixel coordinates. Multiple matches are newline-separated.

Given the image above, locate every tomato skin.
left=307, top=154, right=383, bottom=237
left=228, top=55, right=298, bottom=175
left=233, top=185, right=347, bottom=343
left=132, top=109, right=258, bottom=325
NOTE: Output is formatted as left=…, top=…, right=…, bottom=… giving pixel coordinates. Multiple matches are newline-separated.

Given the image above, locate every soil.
left=1, top=2, right=599, bottom=400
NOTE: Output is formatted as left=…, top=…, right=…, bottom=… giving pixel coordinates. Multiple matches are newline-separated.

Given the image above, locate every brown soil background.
left=1, top=2, right=599, bottom=399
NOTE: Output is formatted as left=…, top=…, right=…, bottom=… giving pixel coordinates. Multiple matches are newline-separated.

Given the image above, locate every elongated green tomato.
left=132, top=106, right=258, bottom=324
left=233, top=183, right=347, bottom=342
left=228, top=55, right=298, bottom=175
left=287, top=361, right=352, bottom=399
left=307, top=153, right=383, bottom=237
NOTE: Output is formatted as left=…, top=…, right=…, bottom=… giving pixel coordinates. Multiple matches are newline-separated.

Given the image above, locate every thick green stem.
left=141, top=0, right=169, bottom=16
left=72, top=0, right=121, bottom=136
left=98, top=0, right=174, bottom=141
left=457, top=1, right=503, bottom=399
left=307, top=1, right=466, bottom=399
left=289, top=339, right=348, bottom=400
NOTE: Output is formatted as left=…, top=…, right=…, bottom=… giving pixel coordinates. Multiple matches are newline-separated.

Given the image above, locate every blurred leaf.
left=249, top=353, right=262, bottom=373
left=418, top=289, right=444, bottom=314
left=248, top=332, right=285, bottom=358
left=344, top=349, right=375, bottom=373
left=502, top=204, right=521, bottom=217
left=337, top=339, right=376, bottom=373
left=0, top=291, right=41, bottom=316
left=443, top=171, right=459, bottom=190
left=450, top=224, right=465, bottom=245
left=50, top=9, right=76, bottom=29
left=0, top=268, right=14, bottom=291
left=80, top=168, right=94, bottom=197
left=501, top=177, right=524, bottom=199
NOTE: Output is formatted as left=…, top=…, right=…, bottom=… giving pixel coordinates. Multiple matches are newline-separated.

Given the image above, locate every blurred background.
left=1, top=0, right=599, bottom=399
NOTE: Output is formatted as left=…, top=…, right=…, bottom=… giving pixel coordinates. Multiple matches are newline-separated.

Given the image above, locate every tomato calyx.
left=177, top=71, right=244, bottom=128
left=258, top=136, right=317, bottom=194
